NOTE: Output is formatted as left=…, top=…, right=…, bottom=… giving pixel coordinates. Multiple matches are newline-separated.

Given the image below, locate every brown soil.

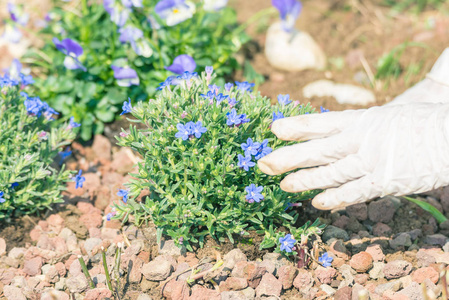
left=0, top=216, right=37, bottom=253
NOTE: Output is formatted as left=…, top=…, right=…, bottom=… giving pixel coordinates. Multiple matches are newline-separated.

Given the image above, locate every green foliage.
left=113, top=71, right=320, bottom=251
left=404, top=196, right=447, bottom=224
left=0, top=85, right=76, bottom=220
left=25, top=1, right=250, bottom=140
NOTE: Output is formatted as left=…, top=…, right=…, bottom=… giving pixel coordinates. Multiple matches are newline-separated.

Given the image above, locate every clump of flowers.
left=112, top=68, right=321, bottom=251
left=25, top=0, right=250, bottom=140
left=0, top=67, right=78, bottom=220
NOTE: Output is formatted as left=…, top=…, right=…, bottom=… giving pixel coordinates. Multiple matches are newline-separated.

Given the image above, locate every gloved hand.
left=258, top=103, right=449, bottom=210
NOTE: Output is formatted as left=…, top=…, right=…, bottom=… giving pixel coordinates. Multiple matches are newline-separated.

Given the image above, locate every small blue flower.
left=117, top=189, right=129, bottom=203
left=320, top=106, right=329, bottom=113
left=205, top=66, right=213, bottom=75
left=228, top=97, right=238, bottom=107
left=118, top=26, right=143, bottom=44
left=69, top=117, right=81, bottom=128
left=277, top=94, right=292, bottom=105
left=241, top=138, right=261, bottom=156
left=165, top=55, right=196, bottom=75
left=279, top=234, right=296, bottom=253
left=272, top=111, right=284, bottom=122
left=53, top=38, right=86, bottom=71
left=192, top=121, right=207, bottom=138
left=121, top=98, right=133, bottom=115
left=74, top=170, right=85, bottom=189
left=175, top=122, right=194, bottom=140
left=157, top=76, right=173, bottom=91
left=226, top=109, right=250, bottom=126
left=59, top=147, right=72, bottom=165
left=10, top=183, right=19, bottom=189
left=106, top=213, right=113, bottom=221
left=255, top=139, right=272, bottom=160
left=177, top=71, right=198, bottom=82
left=237, top=154, right=255, bottom=171
left=200, top=91, right=215, bottom=102
left=0, top=191, right=4, bottom=204
left=224, top=82, right=234, bottom=92
left=208, top=84, right=220, bottom=94
left=111, top=65, right=140, bottom=87
left=239, top=114, right=250, bottom=124
left=155, top=0, right=195, bottom=26
left=216, top=93, right=228, bottom=104
left=319, top=252, right=333, bottom=268
left=235, top=81, right=255, bottom=93
left=272, top=0, right=302, bottom=32
left=245, top=184, right=264, bottom=203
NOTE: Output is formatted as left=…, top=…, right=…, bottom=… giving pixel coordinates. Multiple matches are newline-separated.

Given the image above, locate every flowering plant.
left=25, top=0, right=250, bottom=140
left=0, top=70, right=77, bottom=220
left=112, top=68, right=320, bottom=251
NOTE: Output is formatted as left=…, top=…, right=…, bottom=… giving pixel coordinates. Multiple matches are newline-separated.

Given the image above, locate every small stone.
left=3, top=285, right=27, bottom=300
left=368, top=262, right=385, bottom=280
left=320, top=284, right=336, bottom=296
left=22, top=257, right=43, bottom=276
left=142, top=258, right=173, bottom=281
left=412, top=267, right=439, bottom=284
left=375, top=280, right=402, bottom=295
left=219, top=277, right=248, bottom=291
left=0, top=238, right=6, bottom=256
left=444, top=241, right=449, bottom=252
left=223, top=249, right=247, bottom=270
left=41, top=289, right=69, bottom=300
left=346, top=217, right=365, bottom=233
left=407, top=229, right=423, bottom=241
left=80, top=213, right=103, bottom=230
left=111, top=148, right=139, bottom=174
left=354, top=274, right=369, bottom=285
left=293, top=269, right=314, bottom=291
left=368, top=198, right=397, bottom=223
left=220, top=291, right=249, bottom=300
left=258, top=260, right=275, bottom=275
left=66, top=274, right=89, bottom=293
left=339, top=264, right=356, bottom=287
left=85, top=288, right=112, bottom=300
left=158, top=240, right=185, bottom=256
left=424, top=234, right=448, bottom=247
left=351, top=284, right=368, bottom=300
left=47, top=214, right=65, bottom=234
left=277, top=265, right=298, bottom=290
left=323, top=225, right=349, bottom=243
left=189, top=285, right=220, bottom=300
left=349, top=252, right=373, bottom=273
left=384, top=260, right=413, bottom=279
left=315, top=266, right=337, bottom=284
left=92, top=134, right=112, bottom=161
left=372, top=223, right=392, bottom=237
left=8, top=248, right=25, bottom=260
left=330, top=240, right=350, bottom=260
left=84, top=238, right=103, bottom=256
left=129, top=257, right=144, bottom=283
left=390, top=233, right=412, bottom=250
left=334, top=286, right=352, bottom=300
left=365, top=244, right=385, bottom=262
left=345, top=203, right=368, bottom=221
left=231, top=261, right=266, bottom=288
left=136, top=294, right=153, bottom=300
left=333, top=215, right=349, bottom=229
left=397, top=282, right=424, bottom=299
left=255, top=273, right=282, bottom=298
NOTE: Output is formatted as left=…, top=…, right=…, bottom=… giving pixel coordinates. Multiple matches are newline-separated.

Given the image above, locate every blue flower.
left=192, top=121, right=207, bottom=138
left=272, top=111, right=284, bottom=122
left=121, top=0, right=143, bottom=8
left=277, top=94, right=292, bottom=105
left=24, top=97, right=44, bottom=116
left=155, top=0, right=196, bottom=26
left=200, top=91, right=215, bottom=102
left=121, top=98, right=133, bottom=115
left=228, top=97, right=238, bottom=107
left=74, top=170, right=85, bottom=189
left=69, top=117, right=81, bottom=128
left=235, top=81, right=255, bottom=93
left=177, top=71, right=198, bottom=82
left=111, top=65, right=140, bottom=87
left=320, top=106, right=329, bottom=113
left=166, top=54, right=196, bottom=75
left=239, top=114, right=250, bottom=124
left=245, top=184, right=264, bottom=203
left=104, top=0, right=131, bottom=26
left=255, top=139, right=272, bottom=160
left=226, top=109, right=250, bottom=126
left=175, top=122, right=192, bottom=140
left=319, top=252, right=333, bottom=268
left=0, top=191, right=5, bottom=204
left=53, top=38, right=86, bottom=71
left=216, top=93, right=228, bottom=104
left=117, top=189, right=129, bottom=203
left=224, top=82, right=234, bottom=92
left=59, top=147, right=72, bottom=165
left=106, top=213, right=113, bottom=221
left=157, top=76, right=174, bottom=91
left=118, top=26, right=143, bottom=43
left=205, top=66, right=213, bottom=75
left=279, top=234, right=296, bottom=253
left=272, top=0, right=302, bottom=32
left=208, top=84, right=219, bottom=94
left=241, top=138, right=261, bottom=156
left=237, top=154, right=255, bottom=171
left=20, top=73, right=34, bottom=86
left=10, top=183, right=18, bottom=189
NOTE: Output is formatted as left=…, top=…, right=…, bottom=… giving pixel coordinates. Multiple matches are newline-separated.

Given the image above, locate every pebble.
left=219, top=277, right=247, bottom=291
left=412, top=267, right=439, bottom=284
left=345, top=203, right=368, bottom=221
left=368, top=262, right=385, bottom=280
left=315, top=266, right=337, bottom=284
left=323, top=225, right=349, bottom=243
left=3, top=285, right=27, bottom=300
left=66, top=274, right=88, bottom=293
left=424, top=233, right=448, bottom=246
left=383, top=260, right=413, bottom=279
left=389, top=233, right=412, bottom=250
left=136, top=294, right=153, bottom=300
left=158, top=240, right=185, bottom=256
left=372, top=222, right=392, bottom=237
left=22, top=257, right=43, bottom=276
left=141, top=258, right=173, bottom=281
left=339, top=264, right=356, bottom=286
left=334, top=286, right=352, bottom=300
left=416, top=249, right=437, bottom=267
left=330, top=240, right=350, bottom=260
left=277, top=265, right=297, bottom=290
left=265, top=23, right=326, bottom=72
left=255, top=273, right=282, bottom=298
left=303, top=80, right=375, bottom=106
left=320, top=284, right=336, bottom=296
left=0, top=238, right=6, bottom=256
left=92, top=135, right=112, bottom=161
left=83, top=238, right=103, bottom=256
left=293, top=269, right=314, bottom=291
left=41, top=289, right=69, bottom=300
left=365, top=244, right=385, bottom=262
left=349, top=252, right=373, bottom=273
left=368, top=198, right=397, bottom=223
left=375, top=279, right=402, bottom=295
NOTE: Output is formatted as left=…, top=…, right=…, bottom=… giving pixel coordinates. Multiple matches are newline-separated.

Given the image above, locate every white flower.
left=203, top=0, right=228, bottom=11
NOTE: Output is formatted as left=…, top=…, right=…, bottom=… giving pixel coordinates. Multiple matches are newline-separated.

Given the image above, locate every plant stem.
left=114, top=243, right=122, bottom=292
left=78, top=255, right=95, bottom=289
left=101, top=247, right=113, bottom=291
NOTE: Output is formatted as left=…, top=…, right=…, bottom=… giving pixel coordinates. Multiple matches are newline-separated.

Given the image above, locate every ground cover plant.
left=25, top=0, right=250, bottom=140
left=111, top=67, right=324, bottom=253
left=0, top=62, right=78, bottom=220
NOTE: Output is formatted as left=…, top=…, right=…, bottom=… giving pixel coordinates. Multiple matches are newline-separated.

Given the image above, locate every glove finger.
left=311, top=175, right=381, bottom=210
left=271, top=110, right=364, bottom=141
left=280, top=154, right=366, bottom=193
left=258, top=132, right=358, bottom=175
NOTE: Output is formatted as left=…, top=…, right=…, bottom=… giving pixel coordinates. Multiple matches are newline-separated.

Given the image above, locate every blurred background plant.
left=24, top=0, right=254, bottom=140
left=0, top=65, right=77, bottom=220
left=112, top=69, right=321, bottom=251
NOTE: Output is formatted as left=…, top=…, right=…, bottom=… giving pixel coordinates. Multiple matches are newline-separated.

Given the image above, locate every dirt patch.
left=0, top=215, right=37, bottom=252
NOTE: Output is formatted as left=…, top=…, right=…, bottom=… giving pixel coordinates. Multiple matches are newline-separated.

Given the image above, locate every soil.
left=0, top=216, right=37, bottom=253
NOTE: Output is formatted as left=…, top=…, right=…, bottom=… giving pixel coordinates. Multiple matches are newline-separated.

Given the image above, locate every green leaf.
left=404, top=196, right=447, bottom=224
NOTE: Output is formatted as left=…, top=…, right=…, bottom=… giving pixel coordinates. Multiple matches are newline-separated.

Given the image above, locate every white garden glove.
left=258, top=103, right=449, bottom=210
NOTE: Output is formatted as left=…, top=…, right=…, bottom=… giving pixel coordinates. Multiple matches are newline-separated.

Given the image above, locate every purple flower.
left=320, top=106, right=329, bottom=113
left=319, top=252, right=333, bottom=267
left=111, top=65, right=140, bottom=87
left=205, top=66, right=213, bottom=82
left=237, top=154, right=255, bottom=171
left=245, top=184, right=264, bottom=203
left=175, top=122, right=193, bottom=140
left=208, top=84, right=219, bottom=95
left=121, top=98, right=132, bottom=115
left=165, top=54, right=196, bottom=75
left=272, top=0, right=302, bottom=32
left=157, top=76, right=174, bottom=91
left=2, top=24, right=22, bottom=43
left=155, top=0, right=196, bottom=26
left=279, top=234, right=296, bottom=253
left=121, top=0, right=143, bottom=8
left=277, top=94, right=291, bottom=105
left=74, top=170, right=85, bottom=189
left=241, top=138, right=261, bottom=156
left=224, top=82, right=234, bottom=92
left=0, top=191, right=5, bottom=203
left=228, top=97, right=237, bottom=107
left=272, top=111, right=284, bottom=122
left=216, top=93, right=228, bottom=105
left=226, top=109, right=249, bottom=127
left=52, top=38, right=86, bottom=71
left=191, top=121, right=207, bottom=138
left=200, top=90, right=215, bottom=102
left=106, top=213, right=114, bottom=221
left=117, top=189, right=129, bottom=203
left=235, top=81, right=255, bottom=93
left=104, top=0, right=130, bottom=26
left=119, top=26, right=143, bottom=43
left=69, top=117, right=81, bottom=128
left=239, top=114, right=250, bottom=124
left=8, top=3, right=29, bottom=26
left=255, top=139, right=272, bottom=160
